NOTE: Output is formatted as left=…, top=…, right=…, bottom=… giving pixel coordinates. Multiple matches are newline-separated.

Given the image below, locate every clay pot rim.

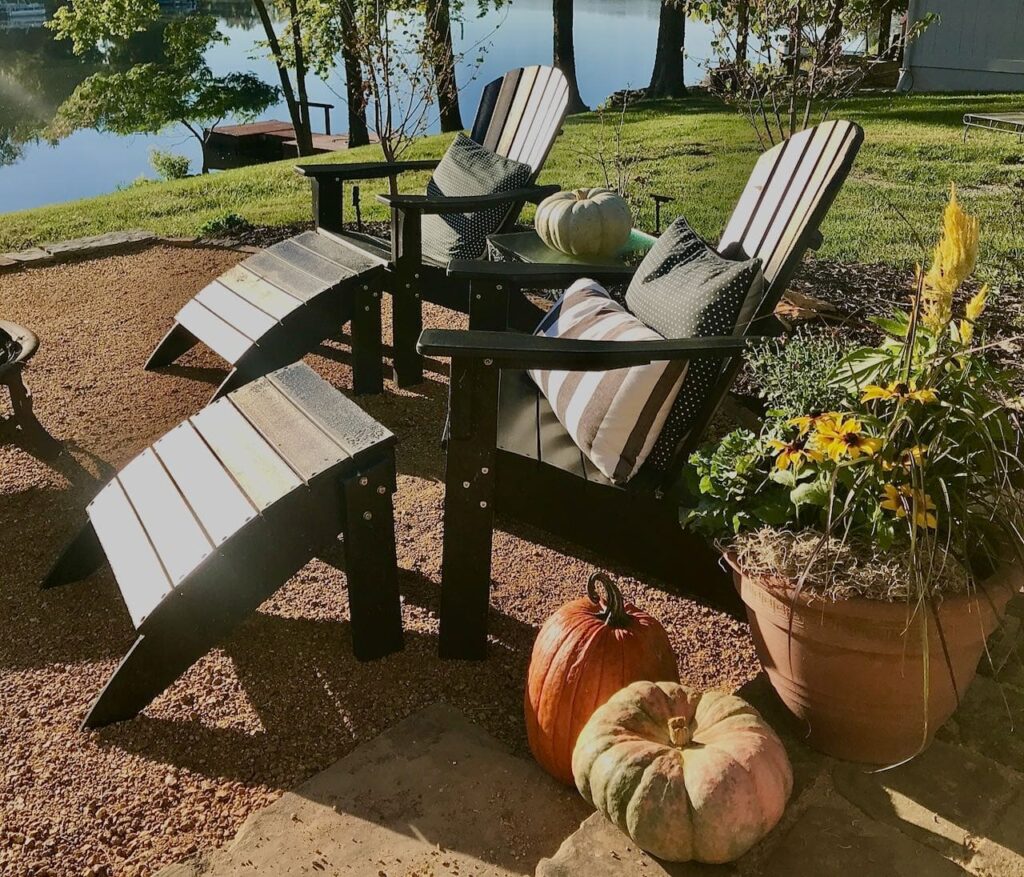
left=723, top=549, right=1018, bottom=622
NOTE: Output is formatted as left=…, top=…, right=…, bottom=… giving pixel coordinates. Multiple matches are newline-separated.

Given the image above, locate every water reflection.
left=0, top=0, right=714, bottom=212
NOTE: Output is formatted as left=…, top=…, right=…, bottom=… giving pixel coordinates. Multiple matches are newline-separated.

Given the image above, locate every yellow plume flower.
left=958, top=284, right=989, bottom=345
left=922, top=184, right=980, bottom=333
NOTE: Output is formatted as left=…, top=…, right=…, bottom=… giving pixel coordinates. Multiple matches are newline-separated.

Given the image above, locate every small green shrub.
left=149, top=149, right=192, bottom=181
left=746, top=330, right=853, bottom=414
left=196, top=212, right=253, bottom=237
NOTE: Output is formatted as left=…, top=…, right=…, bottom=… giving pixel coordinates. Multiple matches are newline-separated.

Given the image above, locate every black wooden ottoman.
left=45, top=362, right=403, bottom=728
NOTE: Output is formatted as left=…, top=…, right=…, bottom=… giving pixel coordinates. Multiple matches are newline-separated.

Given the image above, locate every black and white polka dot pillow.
left=624, top=217, right=764, bottom=475
left=420, top=133, right=533, bottom=264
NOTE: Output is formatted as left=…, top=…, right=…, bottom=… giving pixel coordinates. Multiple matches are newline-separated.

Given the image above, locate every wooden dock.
left=204, top=120, right=373, bottom=170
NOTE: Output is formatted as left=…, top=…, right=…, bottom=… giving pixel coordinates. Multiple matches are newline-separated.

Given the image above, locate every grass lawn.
left=1, top=93, right=1022, bottom=280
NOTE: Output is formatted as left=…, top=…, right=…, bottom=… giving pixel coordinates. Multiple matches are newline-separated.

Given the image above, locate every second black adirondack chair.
left=419, top=120, right=865, bottom=659
left=146, top=66, right=570, bottom=399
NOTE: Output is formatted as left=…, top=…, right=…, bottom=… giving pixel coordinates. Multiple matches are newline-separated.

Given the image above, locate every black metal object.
left=44, top=362, right=404, bottom=728
left=0, top=319, right=58, bottom=456
left=650, top=193, right=674, bottom=234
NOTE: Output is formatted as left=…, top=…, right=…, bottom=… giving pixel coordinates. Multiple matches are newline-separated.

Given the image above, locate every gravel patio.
left=0, top=242, right=758, bottom=877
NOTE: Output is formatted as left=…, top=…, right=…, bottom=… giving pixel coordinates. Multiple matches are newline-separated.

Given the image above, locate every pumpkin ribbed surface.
left=524, top=574, right=678, bottom=785
left=535, top=188, right=633, bottom=258
left=573, top=680, right=793, bottom=864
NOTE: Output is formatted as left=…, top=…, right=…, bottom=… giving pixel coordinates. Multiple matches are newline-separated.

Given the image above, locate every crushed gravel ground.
left=0, top=244, right=759, bottom=877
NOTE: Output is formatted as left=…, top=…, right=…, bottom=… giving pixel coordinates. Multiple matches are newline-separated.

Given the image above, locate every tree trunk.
left=822, top=0, right=847, bottom=62
left=647, top=1, right=687, bottom=99
left=339, top=2, right=369, bottom=147
left=735, top=0, right=749, bottom=65
left=287, top=0, right=314, bottom=155
left=877, top=0, right=894, bottom=58
left=552, top=0, right=588, bottom=114
left=251, top=0, right=309, bottom=154
left=426, top=0, right=464, bottom=132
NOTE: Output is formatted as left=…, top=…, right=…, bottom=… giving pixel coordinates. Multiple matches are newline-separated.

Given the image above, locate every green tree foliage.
left=47, top=9, right=278, bottom=172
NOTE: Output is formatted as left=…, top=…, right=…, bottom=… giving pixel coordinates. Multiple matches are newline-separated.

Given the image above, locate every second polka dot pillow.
left=624, top=217, right=763, bottom=475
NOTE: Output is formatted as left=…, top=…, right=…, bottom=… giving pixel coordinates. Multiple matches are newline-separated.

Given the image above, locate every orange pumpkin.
left=525, top=572, right=679, bottom=784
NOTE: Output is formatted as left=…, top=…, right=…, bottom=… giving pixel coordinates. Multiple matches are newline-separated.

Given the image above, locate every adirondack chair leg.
left=82, top=623, right=214, bottom=729
left=351, top=283, right=384, bottom=395
left=145, top=323, right=199, bottom=370
left=341, top=456, right=404, bottom=660
left=438, top=359, right=499, bottom=660
left=43, top=522, right=105, bottom=588
left=211, top=367, right=250, bottom=402
left=392, top=287, right=423, bottom=388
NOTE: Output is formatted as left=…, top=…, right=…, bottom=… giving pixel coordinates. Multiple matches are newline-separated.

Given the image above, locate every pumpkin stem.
left=574, top=188, right=590, bottom=201
left=667, top=717, right=692, bottom=748
left=587, top=572, right=631, bottom=629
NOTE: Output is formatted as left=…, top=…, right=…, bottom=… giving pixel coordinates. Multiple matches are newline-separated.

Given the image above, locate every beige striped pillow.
left=529, top=279, right=688, bottom=484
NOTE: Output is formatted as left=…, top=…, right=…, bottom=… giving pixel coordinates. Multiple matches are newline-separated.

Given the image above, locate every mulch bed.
left=0, top=245, right=757, bottom=877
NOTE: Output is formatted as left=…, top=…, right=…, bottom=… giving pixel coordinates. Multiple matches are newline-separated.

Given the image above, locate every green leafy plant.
left=746, top=330, right=853, bottom=414
left=197, top=212, right=253, bottom=237
left=149, top=149, right=191, bottom=181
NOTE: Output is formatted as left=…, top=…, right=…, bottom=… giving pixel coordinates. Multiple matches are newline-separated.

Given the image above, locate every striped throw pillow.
left=529, top=279, right=688, bottom=484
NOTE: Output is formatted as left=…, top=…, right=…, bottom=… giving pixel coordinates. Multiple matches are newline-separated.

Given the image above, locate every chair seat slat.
left=190, top=399, right=303, bottom=511
left=267, top=363, right=395, bottom=463
left=88, top=478, right=173, bottom=628
left=175, top=300, right=251, bottom=364
left=243, top=251, right=332, bottom=302
left=218, top=266, right=303, bottom=321
left=117, top=448, right=215, bottom=587
left=229, top=377, right=351, bottom=482
left=270, top=239, right=355, bottom=286
left=290, top=231, right=366, bottom=271
left=196, top=283, right=278, bottom=341
left=152, top=421, right=258, bottom=546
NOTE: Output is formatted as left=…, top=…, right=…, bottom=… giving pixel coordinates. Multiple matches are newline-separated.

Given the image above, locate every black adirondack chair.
left=418, top=120, right=865, bottom=659
left=146, top=66, right=570, bottom=399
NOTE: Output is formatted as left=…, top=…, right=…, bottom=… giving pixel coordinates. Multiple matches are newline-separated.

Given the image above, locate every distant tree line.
left=36, top=0, right=915, bottom=174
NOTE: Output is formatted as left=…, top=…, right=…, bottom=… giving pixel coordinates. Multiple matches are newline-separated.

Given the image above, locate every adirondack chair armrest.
left=294, top=160, right=441, bottom=182
left=418, top=330, right=758, bottom=371
left=447, top=260, right=637, bottom=287
left=377, top=184, right=560, bottom=215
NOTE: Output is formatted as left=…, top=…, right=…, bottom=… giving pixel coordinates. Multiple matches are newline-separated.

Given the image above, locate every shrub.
left=746, top=330, right=853, bottom=415
left=196, top=212, right=253, bottom=238
left=149, top=149, right=191, bottom=181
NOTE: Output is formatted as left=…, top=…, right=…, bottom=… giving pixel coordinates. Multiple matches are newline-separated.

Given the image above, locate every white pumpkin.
left=535, top=188, right=633, bottom=259
left=572, top=681, right=793, bottom=864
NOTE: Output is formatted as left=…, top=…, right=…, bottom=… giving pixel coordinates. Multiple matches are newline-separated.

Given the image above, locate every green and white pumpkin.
left=535, top=188, right=633, bottom=259
left=572, top=681, right=793, bottom=864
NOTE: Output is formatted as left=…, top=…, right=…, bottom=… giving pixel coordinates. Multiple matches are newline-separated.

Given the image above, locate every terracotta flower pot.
left=727, top=553, right=1020, bottom=765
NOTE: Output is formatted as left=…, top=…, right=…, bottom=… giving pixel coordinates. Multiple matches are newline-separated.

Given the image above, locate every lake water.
left=0, top=0, right=717, bottom=213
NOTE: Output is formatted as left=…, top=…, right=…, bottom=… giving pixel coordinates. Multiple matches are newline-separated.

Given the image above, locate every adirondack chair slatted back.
left=657, top=119, right=863, bottom=491
left=470, top=66, right=570, bottom=177
left=719, top=120, right=864, bottom=325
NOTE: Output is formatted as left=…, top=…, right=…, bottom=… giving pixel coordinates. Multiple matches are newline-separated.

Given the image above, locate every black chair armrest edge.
left=417, top=329, right=759, bottom=371
left=376, top=184, right=560, bottom=215
left=447, top=260, right=637, bottom=286
left=294, top=159, right=441, bottom=181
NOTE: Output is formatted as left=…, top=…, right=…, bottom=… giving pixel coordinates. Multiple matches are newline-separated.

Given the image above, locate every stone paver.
left=762, top=800, right=970, bottom=876
left=537, top=813, right=731, bottom=877
left=156, top=703, right=588, bottom=877
left=833, top=740, right=1024, bottom=873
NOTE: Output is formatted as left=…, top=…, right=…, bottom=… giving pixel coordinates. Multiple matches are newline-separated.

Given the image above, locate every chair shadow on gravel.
left=91, top=567, right=538, bottom=787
